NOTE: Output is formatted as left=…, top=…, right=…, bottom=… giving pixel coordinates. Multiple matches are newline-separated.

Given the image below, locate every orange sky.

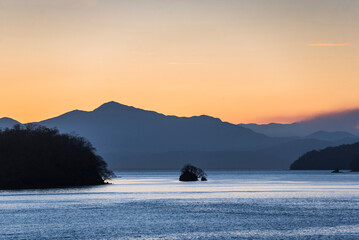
left=1, top=0, right=359, bottom=124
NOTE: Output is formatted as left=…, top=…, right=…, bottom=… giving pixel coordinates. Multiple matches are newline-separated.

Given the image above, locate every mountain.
left=305, top=131, right=357, bottom=141
left=36, top=101, right=295, bottom=169
left=261, top=137, right=359, bottom=169
left=238, top=123, right=303, bottom=137
left=0, top=117, right=21, bottom=129
left=240, top=109, right=359, bottom=137
left=38, top=101, right=283, bottom=152
left=3, top=101, right=358, bottom=170
left=290, top=142, right=359, bottom=170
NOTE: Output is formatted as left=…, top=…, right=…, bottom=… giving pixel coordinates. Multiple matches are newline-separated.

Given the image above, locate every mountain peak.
left=0, top=117, right=21, bottom=128
left=0, top=117, right=17, bottom=121
left=94, top=101, right=135, bottom=112
left=0, top=117, right=20, bottom=123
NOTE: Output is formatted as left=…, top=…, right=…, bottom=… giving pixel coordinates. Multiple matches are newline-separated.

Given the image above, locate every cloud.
left=308, top=43, right=351, bottom=47
left=168, top=62, right=203, bottom=65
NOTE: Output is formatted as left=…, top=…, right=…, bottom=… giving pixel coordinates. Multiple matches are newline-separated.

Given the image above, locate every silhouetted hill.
left=240, top=109, right=359, bottom=137
left=290, top=142, right=359, bottom=170
left=36, top=101, right=294, bottom=168
left=0, top=125, right=114, bottom=190
left=0, top=117, right=21, bottom=129
left=29, top=102, right=359, bottom=170
left=262, top=137, right=359, bottom=168
left=2, top=102, right=358, bottom=170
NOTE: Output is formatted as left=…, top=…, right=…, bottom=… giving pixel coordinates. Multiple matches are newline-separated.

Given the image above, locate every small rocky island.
left=179, top=164, right=207, bottom=181
left=0, top=125, right=114, bottom=190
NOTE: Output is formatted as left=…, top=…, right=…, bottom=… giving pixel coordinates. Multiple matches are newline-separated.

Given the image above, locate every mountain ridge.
left=240, top=109, right=359, bottom=137
left=0, top=117, right=21, bottom=129
left=2, top=101, right=359, bottom=170
left=305, top=131, right=357, bottom=141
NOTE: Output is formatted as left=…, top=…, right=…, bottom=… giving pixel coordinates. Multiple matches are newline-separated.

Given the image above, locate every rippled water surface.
left=1, top=170, right=359, bottom=239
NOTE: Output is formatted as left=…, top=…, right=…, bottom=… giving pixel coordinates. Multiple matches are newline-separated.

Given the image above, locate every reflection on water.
left=1, top=171, right=359, bottom=239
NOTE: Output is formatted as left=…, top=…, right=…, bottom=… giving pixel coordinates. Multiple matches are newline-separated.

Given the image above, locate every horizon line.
left=2, top=101, right=359, bottom=126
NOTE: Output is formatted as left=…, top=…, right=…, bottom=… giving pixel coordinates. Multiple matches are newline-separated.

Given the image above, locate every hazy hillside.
left=36, top=102, right=293, bottom=167
left=32, top=101, right=358, bottom=170
left=240, top=110, right=359, bottom=137
left=238, top=123, right=304, bottom=137
left=109, top=138, right=359, bottom=170
left=305, top=131, right=357, bottom=141
left=2, top=102, right=358, bottom=170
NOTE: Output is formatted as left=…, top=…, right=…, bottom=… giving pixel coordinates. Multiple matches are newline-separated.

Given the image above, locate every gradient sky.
left=1, top=0, right=358, bottom=124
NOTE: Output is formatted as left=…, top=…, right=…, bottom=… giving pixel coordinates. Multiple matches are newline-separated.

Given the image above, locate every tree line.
left=0, top=124, right=114, bottom=189
left=290, top=142, right=359, bottom=171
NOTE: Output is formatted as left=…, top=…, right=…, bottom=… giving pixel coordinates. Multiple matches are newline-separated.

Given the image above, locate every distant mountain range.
left=240, top=109, right=359, bottom=137
left=305, top=131, right=357, bottom=141
left=1, top=102, right=359, bottom=170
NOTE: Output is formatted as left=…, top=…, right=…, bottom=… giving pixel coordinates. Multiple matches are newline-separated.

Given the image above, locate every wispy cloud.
left=168, top=62, right=203, bottom=65
left=308, top=42, right=351, bottom=47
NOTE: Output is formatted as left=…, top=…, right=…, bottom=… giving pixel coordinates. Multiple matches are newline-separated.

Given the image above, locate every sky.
left=1, top=0, right=358, bottom=124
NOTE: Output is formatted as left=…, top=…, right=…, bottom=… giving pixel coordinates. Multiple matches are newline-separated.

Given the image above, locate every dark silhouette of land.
left=350, top=157, right=359, bottom=172
left=0, top=125, right=114, bottom=190
left=179, top=164, right=207, bottom=181
left=290, top=142, right=359, bottom=170
left=32, top=101, right=359, bottom=170
left=2, top=101, right=359, bottom=170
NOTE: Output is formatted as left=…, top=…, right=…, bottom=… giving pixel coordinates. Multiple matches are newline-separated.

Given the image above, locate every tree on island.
left=179, top=164, right=207, bottom=181
left=0, top=124, right=114, bottom=190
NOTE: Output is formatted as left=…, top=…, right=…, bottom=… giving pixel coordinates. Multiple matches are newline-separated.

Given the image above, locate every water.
left=1, top=170, right=359, bottom=239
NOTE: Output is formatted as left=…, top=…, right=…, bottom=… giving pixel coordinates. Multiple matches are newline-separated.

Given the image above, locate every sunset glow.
left=1, top=0, right=358, bottom=124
